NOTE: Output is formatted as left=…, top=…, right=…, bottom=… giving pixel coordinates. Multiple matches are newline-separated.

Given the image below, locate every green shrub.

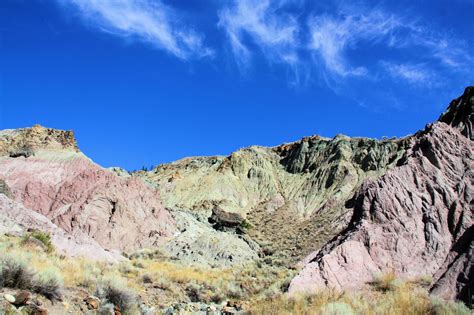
left=240, top=220, right=253, bottom=230
left=0, top=254, right=63, bottom=301
left=33, top=268, right=63, bottom=301
left=22, top=231, right=54, bottom=253
left=0, top=254, right=34, bottom=289
left=320, top=302, right=355, bottom=315
left=96, top=278, right=137, bottom=314
left=430, top=297, right=472, bottom=315
left=414, top=275, right=433, bottom=287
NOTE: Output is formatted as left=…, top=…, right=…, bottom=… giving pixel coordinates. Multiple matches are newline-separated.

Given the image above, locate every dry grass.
left=0, top=235, right=471, bottom=314
left=0, top=252, right=63, bottom=300
left=249, top=277, right=471, bottom=315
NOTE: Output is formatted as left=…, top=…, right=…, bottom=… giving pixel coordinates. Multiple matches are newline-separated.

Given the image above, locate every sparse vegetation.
left=96, top=278, right=137, bottom=314
left=0, top=234, right=471, bottom=314
left=249, top=284, right=471, bottom=315
left=141, top=273, right=153, bottom=284
left=0, top=254, right=35, bottom=289
left=369, top=270, right=399, bottom=292
left=33, top=267, right=63, bottom=300
left=0, top=253, right=63, bottom=301
left=240, top=219, right=253, bottom=230
left=22, top=230, right=54, bottom=253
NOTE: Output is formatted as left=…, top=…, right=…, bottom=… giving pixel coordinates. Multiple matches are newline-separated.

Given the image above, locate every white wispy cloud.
left=218, top=0, right=299, bottom=69
left=57, top=0, right=470, bottom=88
left=308, top=10, right=404, bottom=77
left=307, top=4, right=470, bottom=85
left=59, top=0, right=213, bottom=59
left=381, top=62, right=436, bottom=86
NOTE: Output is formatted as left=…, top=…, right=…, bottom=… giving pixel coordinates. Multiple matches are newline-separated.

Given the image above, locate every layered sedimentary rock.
left=0, top=125, right=258, bottom=266
left=289, top=87, right=473, bottom=304
left=0, top=87, right=471, bottom=303
left=161, top=211, right=260, bottom=266
left=0, top=194, right=123, bottom=262
left=0, top=125, right=176, bottom=254
left=143, top=132, right=407, bottom=261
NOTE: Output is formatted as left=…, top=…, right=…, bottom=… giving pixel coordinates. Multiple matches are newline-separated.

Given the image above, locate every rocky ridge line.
left=288, top=87, right=473, bottom=305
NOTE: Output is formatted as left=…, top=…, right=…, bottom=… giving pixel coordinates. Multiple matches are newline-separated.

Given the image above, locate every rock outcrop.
left=0, top=125, right=176, bottom=256
left=143, top=132, right=407, bottom=261
left=289, top=87, right=473, bottom=305
left=160, top=211, right=260, bottom=266
left=1, top=88, right=471, bottom=304
left=0, top=194, right=123, bottom=262
left=0, top=124, right=78, bottom=156
left=439, top=86, right=473, bottom=140
left=209, top=207, right=245, bottom=232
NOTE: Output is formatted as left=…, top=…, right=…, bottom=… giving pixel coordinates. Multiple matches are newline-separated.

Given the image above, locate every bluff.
left=289, top=87, right=473, bottom=304
left=0, top=126, right=260, bottom=266
left=143, top=130, right=408, bottom=262
left=0, top=125, right=176, bottom=259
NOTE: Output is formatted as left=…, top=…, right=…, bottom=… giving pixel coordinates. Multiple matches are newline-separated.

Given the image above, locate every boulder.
left=13, top=291, right=31, bottom=307
left=208, top=207, right=244, bottom=231
left=4, top=294, right=15, bottom=303
left=84, top=295, right=100, bottom=310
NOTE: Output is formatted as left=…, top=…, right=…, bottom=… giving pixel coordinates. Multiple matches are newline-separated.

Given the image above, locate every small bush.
left=141, top=273, right=153, bottom=284
left=73, top=260, right=102, bottom=290
left=96, top=278, right=137, bottom=314
left=33, top=268, right=63, bottom=301
left=185, top=282, right=204, bottom=302
left=185, top=281, right=219, bottom=303
left=370, top=271, right=397, bottom=292
left=240, top=220, right=253, bottom=230
left=0, top=255, right=63, bottom=301
left=430, top=297, right=472, bottom=315
left=98, top=303, right=116, bottom=315
left=413, top=275, right=433, bottom=287
left=225, top=282, right=245, bottom=300
left=0, top=254, right=34, bottom=289
left=320, top=302, right=354, bottom=315
left=153, top=276, right=171, bottom=291
left=22, top=231, right=54, bottom=253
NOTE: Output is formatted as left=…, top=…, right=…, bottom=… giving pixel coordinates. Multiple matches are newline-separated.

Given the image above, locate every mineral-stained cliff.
left=143, top=127, right=408, bottom=261
left=289, top=87, right=473, bottom=304
left=0, top=125, right=176, bottom=256
left=0, top=125, right=259, bottom=266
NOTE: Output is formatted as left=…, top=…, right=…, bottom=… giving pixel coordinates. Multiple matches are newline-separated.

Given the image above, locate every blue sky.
left=0, top=0, right=472, bottom=170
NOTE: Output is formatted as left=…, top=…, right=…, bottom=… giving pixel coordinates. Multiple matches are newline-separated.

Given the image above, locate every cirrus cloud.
left=58, top=0, right=213, bottom=59
left=218, top=0, right=300, bottom=69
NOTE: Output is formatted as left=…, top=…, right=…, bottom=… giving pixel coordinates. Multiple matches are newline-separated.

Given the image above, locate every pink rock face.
left=289, top=116, right=473, bottom=303
left=0, top=126, right=176, bottom=254
left=0, top=194, right=124, bottom=262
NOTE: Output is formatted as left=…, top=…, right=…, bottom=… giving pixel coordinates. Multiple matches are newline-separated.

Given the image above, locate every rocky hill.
left=289, top=87, right=473, bottom=304
left=143, top=129, right=408, bottom=262
left=0, top=125, right=259, bottom=266
left=0, top=88, right=472, bottom=312
left=142, top=87, right=472, bottom=305
left=0, top=125, right=176, bottom=260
